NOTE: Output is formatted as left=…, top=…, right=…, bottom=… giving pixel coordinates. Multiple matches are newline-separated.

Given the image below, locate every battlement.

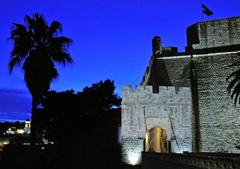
left=121, top=85, right=193, bottom=163
left=123, top=85, right=191, bottom=97
left=187, top=16, right=240, bottom=50
left=122, top=17, right=240, bottom=165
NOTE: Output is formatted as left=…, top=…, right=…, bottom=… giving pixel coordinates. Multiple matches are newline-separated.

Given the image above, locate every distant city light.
left=0, top=140, right=10, bottom=150
left=24, top=120, right=31, bottom=134
left=16, top=129, right=25, bottom=134
left=6, top=128, right=15, bottom=135
left=3, top=141, right=9, bottom=145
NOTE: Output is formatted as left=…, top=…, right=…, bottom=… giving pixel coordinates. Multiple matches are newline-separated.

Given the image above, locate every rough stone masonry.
left=121, top=16, right=240, bottom=165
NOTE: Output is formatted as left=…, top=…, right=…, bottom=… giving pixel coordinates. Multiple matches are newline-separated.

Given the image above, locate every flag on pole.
left=201, top=4, right=213, bottom=16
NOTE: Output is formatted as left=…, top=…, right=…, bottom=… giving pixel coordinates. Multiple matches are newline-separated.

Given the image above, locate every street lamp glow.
left=127, top=152, right=141, bottom=165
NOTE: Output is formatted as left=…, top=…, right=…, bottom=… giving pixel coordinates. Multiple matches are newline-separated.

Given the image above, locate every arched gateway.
left=145, top=127, right=167, bottom=153
left=121, top=85, right=193, bottom=165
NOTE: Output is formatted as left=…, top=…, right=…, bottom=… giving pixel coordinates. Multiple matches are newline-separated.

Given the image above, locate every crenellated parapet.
left=122, top=85, right=191, bottom=105
left=123, top=85, right=191, bottom=95
left=187, top=16, right=240, bottom=50
left=121, top=85, right=193, bottom=164
left=121, top=16, right=240, bottom=166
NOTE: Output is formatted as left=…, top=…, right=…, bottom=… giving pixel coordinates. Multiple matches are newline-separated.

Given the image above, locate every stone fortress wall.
left=151, top=52, right=240, bottom=153
left=121, top=16, right=240, bottom=165
left=121, top=85, right=192, bottom=164
left=191, top=52, right=240, bottom=153
left=187, top=16, right=240, bottom=49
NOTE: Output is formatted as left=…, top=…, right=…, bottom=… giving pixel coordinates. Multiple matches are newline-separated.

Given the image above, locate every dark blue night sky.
left=0, top=0, right=239, bottom=121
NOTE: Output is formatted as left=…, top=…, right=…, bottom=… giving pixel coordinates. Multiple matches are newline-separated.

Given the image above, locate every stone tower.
left=121, top=16, right=240, bottom=165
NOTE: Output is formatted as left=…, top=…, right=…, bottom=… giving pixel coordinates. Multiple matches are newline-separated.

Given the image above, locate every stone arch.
left=144, top=127, right=167, bottom=153
left=145, top=117, right=172, bottom=140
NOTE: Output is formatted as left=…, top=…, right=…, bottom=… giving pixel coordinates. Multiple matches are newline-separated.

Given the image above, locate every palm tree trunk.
left=30, top=96, right=39, bottom=143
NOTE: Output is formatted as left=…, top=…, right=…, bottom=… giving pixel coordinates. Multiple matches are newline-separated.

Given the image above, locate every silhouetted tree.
left=227, top=53, right=240, bottom=105
left=9, top=13, right=73, bottom=141
left=41, top=79, right=121, bottom=142
left=40, top=80, right=121, bottom=169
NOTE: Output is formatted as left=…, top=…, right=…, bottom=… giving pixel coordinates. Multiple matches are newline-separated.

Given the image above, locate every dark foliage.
left=35, top=79, right=122, bottom=169
left=226, top=53, right=240, bottom=105
left=1, top=80, right=122, bottom=169
left=39, top=79, right=121, bottom=141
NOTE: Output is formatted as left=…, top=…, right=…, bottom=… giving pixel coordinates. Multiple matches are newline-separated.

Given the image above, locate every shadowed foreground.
left=1, top=126, right=121, bottom=169
left=142, top=152, right=240, bottom=169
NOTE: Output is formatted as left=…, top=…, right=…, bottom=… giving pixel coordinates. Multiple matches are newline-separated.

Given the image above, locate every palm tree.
left=9, top=13, right=73, bottom=141
left=227, top=53, right=240, bottom=105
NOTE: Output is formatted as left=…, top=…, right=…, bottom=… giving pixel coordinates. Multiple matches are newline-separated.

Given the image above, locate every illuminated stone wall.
left=121, top=85, right=192, bottom=164
left=150, top=52, right=240, bottom=153
left=187, top=16, right=240, bottom=49
left=121, top=16, right=240, bottom=165
left=192, top=53, right=240, bottom=153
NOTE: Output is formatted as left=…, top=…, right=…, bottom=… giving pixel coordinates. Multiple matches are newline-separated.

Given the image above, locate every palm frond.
left=51, top=52, right=73, bottom=65
left=48, top=65, right=59, bottom=80
left=25, top=13, right=48, bottom=43
left=9, top=23, right=32, bottom=72
left=34, top=14, right=48, bottom=40
left=227, top=52, right=240, bottom=105
left=234, top=87, right=240, bottom=105
left=232, top=83, right=240, bottom=104
left=48, top=21, right=62, bottom=37
left=50, top=37, right=73, bottom=48
left=226, top=70, right=237, bottom=81
left=227, top=76, right=238, bottom=94
left=9, top=56, right=22, bottom=73
left=10, top=23, right=27, bottom=38
left=24, top=15, right=35, bottom=31
left=48, top=36, right=73, bottom=64
left=231, top=83, right=239, bottom=99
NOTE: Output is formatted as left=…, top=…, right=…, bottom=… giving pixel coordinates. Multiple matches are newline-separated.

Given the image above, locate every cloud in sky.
left=0, top=88, right=31, bottom=121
